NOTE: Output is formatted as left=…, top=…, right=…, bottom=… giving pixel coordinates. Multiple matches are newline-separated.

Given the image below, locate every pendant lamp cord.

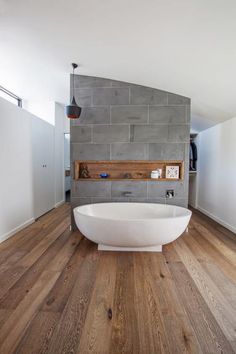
left=71, top=63, right=78, bottom=103
left=72, top=65, right=75, bottom=99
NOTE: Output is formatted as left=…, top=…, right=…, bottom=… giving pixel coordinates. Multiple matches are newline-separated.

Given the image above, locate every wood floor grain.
left=0, top=203, right=235, bottom=354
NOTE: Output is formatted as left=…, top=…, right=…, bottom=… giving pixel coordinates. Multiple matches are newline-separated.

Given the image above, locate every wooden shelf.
left=74, top=160, right=184, bottom=181
left=76, top=178, right=182, bottom=181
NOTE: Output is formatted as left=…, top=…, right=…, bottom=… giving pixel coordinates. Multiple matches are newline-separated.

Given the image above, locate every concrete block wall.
left=70, top=75, right=190, bottom=221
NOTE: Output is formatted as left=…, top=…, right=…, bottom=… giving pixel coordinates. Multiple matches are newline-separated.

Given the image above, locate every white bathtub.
left=73, top=203, right=192, bottom=252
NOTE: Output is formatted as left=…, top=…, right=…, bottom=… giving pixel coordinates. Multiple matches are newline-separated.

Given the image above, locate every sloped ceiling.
left=0, top=0, right=236, bottom=131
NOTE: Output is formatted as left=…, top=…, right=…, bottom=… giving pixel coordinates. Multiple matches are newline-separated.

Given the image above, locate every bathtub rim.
left=73, top=202, right=192, bottom=222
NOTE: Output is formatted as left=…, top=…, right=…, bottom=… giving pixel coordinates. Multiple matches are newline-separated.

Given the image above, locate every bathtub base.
left=98, top=244, right=162, bottom=252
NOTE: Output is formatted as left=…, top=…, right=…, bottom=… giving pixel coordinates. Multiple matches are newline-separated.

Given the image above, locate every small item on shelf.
left=124, top=173, right=132, bottom=179
left=133, top=172, right=145, bottom=179
left=166, top=166, right=179, bottom=179
left=100, top=173, right=109, bottom=178
left=156, top=168, right=162, bottom=178
left=151, top=170, right=160, bottom=179
left=80, top=164, right=90, bottom=178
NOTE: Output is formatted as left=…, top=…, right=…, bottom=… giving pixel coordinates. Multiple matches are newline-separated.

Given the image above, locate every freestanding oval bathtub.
left=74, top=203, right=192, bottom=252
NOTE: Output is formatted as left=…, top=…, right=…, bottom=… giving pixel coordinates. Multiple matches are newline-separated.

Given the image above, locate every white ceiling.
left=0, top=0, right=236, bottom=131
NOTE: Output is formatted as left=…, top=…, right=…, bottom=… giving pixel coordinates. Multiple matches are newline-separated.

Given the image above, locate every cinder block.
left=149, top=106, right=186, bottom=124
left=93, top=125, right=129, bottom=143
left=130, top=125, right=168, bottom=142
left=73, top=75, right=112, bottom=88
left=129, top=198, right=166, bottom=204
left=73, top=88, right=92, bottom=107
left=71, top=143, right=110, bottom=160
left=186, top=105, right=191, bottom=123
left=93, top=88, right=129, bottom=105
left=111, top=181, right=147, bottom=198
left=168, top=93, right=190, bottom=105
left=111, top=80, right=131, bottom=87
left=70, top=76, right=191, bottom=215
left=91, top=197, right=111, bottom=203
left=71, top=197, right=92, bottom=208
left=148, top=143, right=185, bottom=160
left=184, top=143, right=189, bottom=161
left=111, top=143, right=148, bottom=160
left=130, top=86, right=167, bottom=105
left=168, top=125, right=190, bottom=142
left=147, top=181, right=185, bottom=198
left=111, top=105, right=148, bottom=124
left=71, top=107, right=110, bottom=125
left=111, top=198, right=131, bottom=202
left=147, top=198, right=166, bottom=204
left=165, top=198, right=188, bottom=208
left=74, top=181, right=111, bottom=197
left=71, top=126, right=92, bottom=143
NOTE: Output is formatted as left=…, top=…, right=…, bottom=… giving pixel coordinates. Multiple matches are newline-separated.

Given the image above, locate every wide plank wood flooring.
left=0, top=203, right=235, bottom=353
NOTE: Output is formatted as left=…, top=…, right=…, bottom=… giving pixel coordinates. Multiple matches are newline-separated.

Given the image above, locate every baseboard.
left=197, top=206, right=236, bottom=234
left=55, top=199, right=65, bottom=208
left=0, top=218, right=35, bottom=244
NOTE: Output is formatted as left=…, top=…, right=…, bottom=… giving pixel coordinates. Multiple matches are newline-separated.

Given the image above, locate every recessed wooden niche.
left=74, top=160, right=184, bottom=181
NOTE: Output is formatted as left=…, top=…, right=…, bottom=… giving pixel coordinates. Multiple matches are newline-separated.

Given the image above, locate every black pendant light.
left=65, top=63, right=82, bottom=119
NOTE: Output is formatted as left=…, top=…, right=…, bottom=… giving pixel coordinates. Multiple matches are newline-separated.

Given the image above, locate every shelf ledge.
left=76, top=178, right=183, bottom=181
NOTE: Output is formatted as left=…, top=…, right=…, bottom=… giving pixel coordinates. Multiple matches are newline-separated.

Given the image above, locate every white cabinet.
left=32, top=118, right=55, bottom=218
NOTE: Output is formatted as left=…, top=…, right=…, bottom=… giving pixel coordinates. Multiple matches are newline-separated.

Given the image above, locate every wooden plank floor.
left=0, top=203, right=235, bottom=353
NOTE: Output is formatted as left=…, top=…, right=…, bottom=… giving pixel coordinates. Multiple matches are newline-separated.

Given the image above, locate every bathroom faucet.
left=166, top=190, right=174, bottom=198
left=123, top=191, right=132, bottom=197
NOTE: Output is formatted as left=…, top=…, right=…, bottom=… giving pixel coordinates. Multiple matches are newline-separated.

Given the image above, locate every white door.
left=32, top=117, right=55, bottom=219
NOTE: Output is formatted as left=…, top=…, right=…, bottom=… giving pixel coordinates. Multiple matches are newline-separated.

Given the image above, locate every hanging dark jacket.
left=190, top=142, right=197, bottom=161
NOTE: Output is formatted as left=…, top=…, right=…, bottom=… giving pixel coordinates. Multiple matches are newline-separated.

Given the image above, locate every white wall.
left=64, top=133, right=71, bottom=192
left=32, top=117, right=55, bottom=218
left=54, top=103, right=66, bottom=206
left=54, top=103, right=70, bottom=195
left=197, top=117, right=236, bottom=233
left=0, top=97, right=34, bottom=241
left=24, top=100, right=55, bottom=125
left=0, top=98, right=67, bottom=242
left=64, top=108, right=70, bottom=134
left=189, top=174, right=198, bottom=208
